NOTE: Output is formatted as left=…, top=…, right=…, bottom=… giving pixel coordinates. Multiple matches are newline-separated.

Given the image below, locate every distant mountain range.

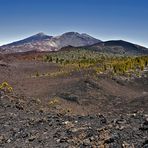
left=0, top=32, right=148, bottom=55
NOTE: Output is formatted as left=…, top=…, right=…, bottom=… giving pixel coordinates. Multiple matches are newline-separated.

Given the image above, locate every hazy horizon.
left=0, top=0, right=148, bottom=47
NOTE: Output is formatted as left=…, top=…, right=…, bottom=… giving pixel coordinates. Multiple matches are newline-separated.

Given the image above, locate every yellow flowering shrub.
left=0, top=82, right=13, bottom=92
left=48, top=97, right=60, bottom=107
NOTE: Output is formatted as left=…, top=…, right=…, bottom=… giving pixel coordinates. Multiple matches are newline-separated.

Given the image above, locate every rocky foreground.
left=0, top=90, right=148, bottom=148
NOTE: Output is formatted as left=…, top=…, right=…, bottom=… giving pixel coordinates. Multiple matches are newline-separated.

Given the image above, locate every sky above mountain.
left=0, top=0, right=148, bottom=47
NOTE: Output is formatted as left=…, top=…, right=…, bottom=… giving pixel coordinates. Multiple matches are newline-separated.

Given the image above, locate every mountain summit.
left=3, top=33, right=52, bottom=47
left=0, top=32, right=101, bottom=53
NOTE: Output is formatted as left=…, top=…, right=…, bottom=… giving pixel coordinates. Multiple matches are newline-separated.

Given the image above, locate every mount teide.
left=0, top=32, right=101, bottom=53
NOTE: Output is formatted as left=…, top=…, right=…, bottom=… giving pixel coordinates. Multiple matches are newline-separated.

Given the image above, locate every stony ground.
left=0, top=90, right=148, bottom=148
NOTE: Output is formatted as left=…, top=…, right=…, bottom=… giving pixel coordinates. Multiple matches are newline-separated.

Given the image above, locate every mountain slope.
left=0, top=32, right=101, bottom=53
left=82, top=40, right=148, bottom=55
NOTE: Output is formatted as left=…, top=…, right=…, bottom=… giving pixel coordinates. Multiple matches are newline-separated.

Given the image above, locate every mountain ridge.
left=89, top=40, right=148, bottom=55
left=0, top=32, right=148, bottom=55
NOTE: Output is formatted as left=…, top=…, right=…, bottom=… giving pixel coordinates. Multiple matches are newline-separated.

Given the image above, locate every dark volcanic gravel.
left=0, top=91, right=148, bottom=148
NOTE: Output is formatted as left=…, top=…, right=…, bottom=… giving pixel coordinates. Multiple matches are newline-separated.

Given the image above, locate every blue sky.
left=0, top=0, right=148, bottom=47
